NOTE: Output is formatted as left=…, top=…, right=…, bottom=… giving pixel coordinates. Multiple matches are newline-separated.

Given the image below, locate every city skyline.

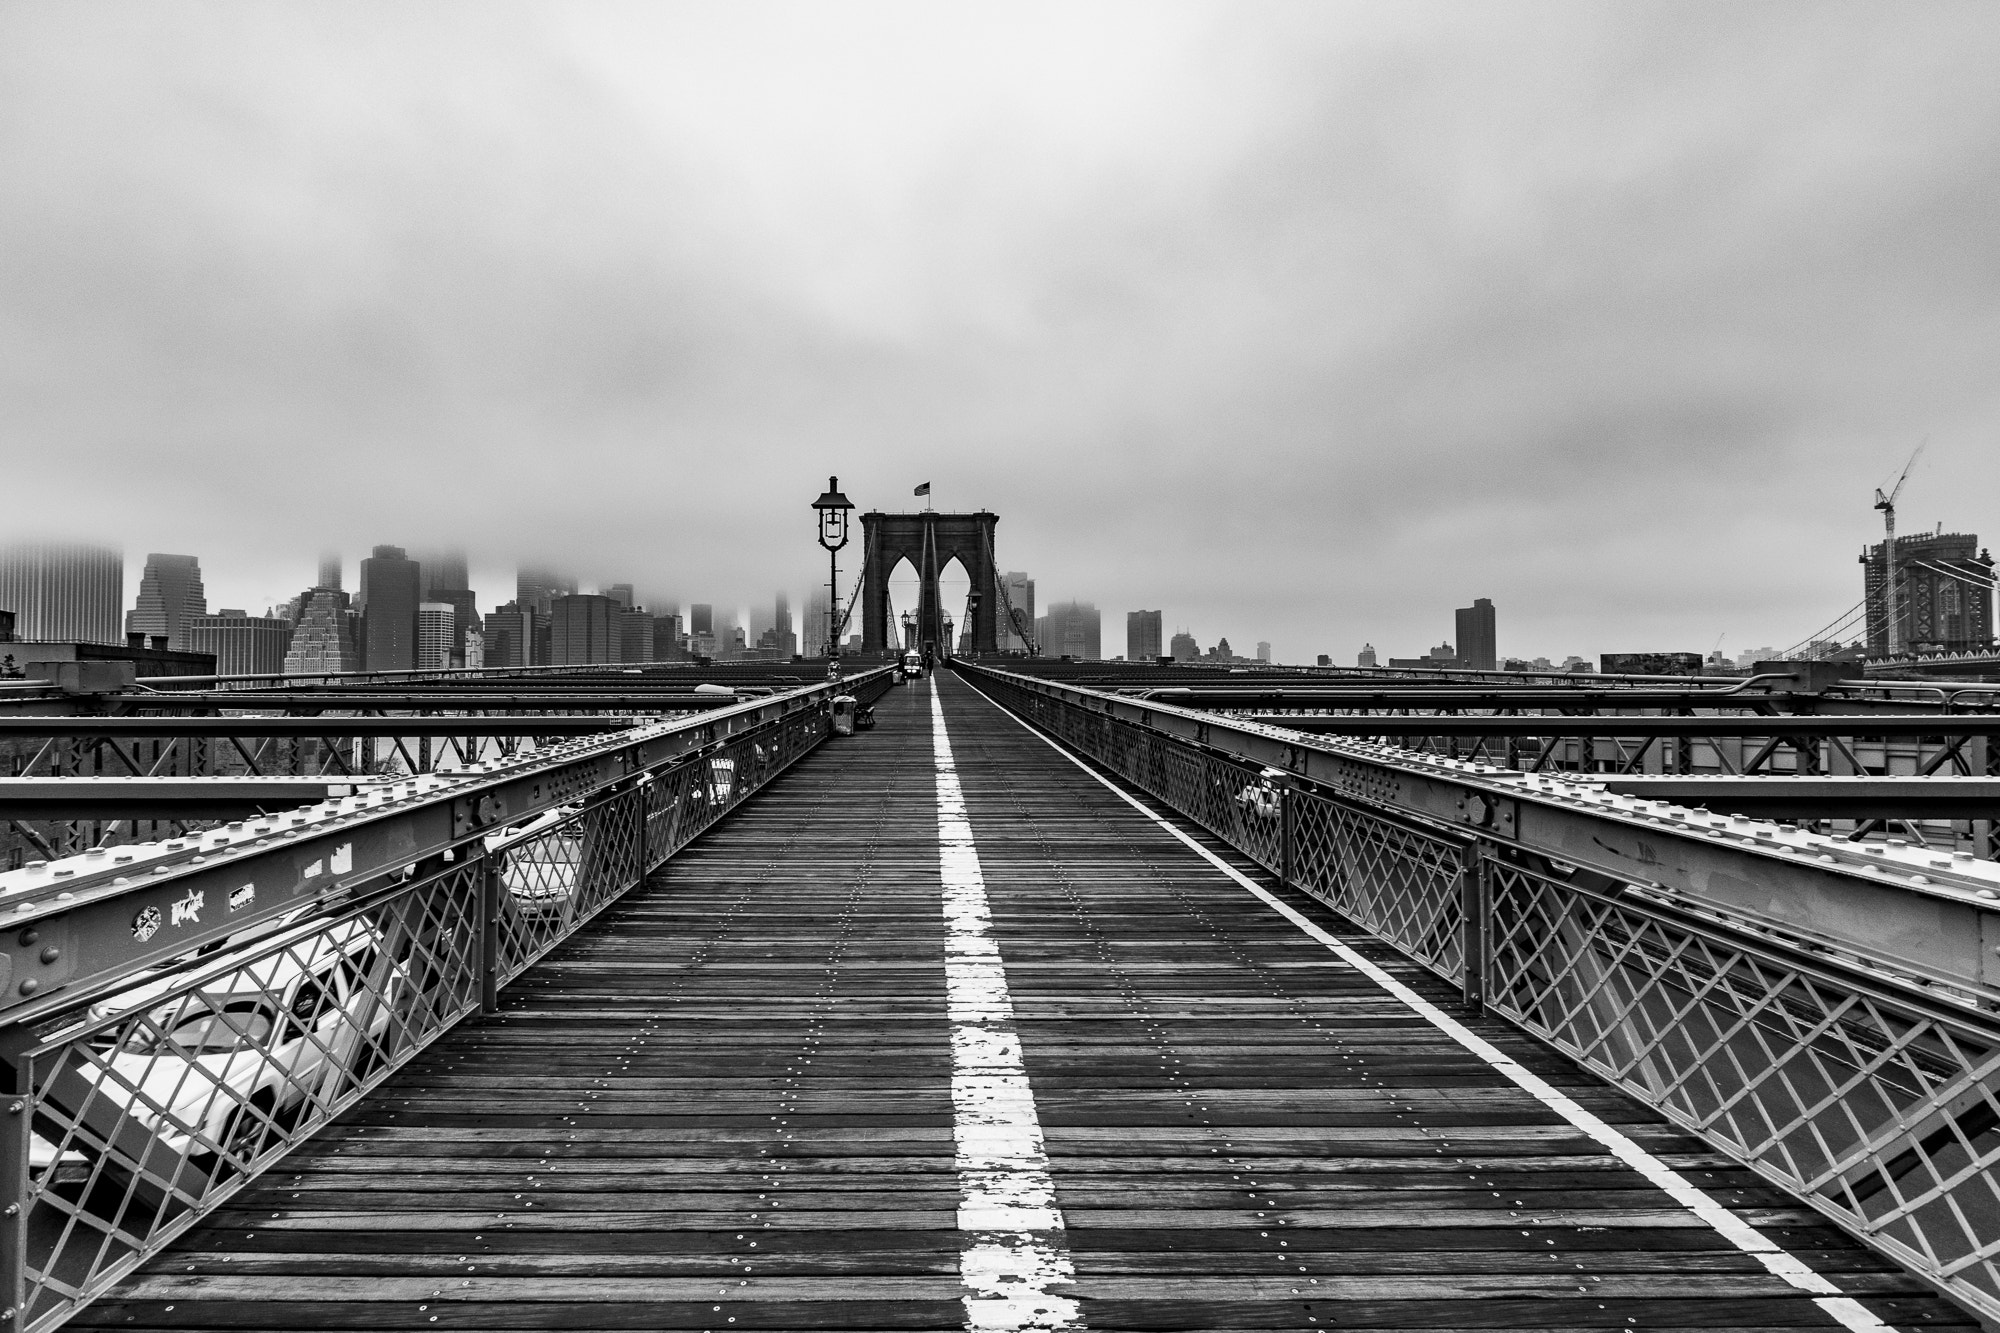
left=7, top=8, right=2000, bottom=666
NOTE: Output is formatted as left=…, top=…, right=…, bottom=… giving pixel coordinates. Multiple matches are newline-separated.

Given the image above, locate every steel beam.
left=0, top=668, right=895, bottom=1026
left=0, top=778, right=358, bottom=820
left=959, top=662, right=2000, bottom=998
left=0, top=716, right=647, bottom=738
left=1244, top=714, right=2000, bottom=737
left=1592, top=775, right=2000, bottom=820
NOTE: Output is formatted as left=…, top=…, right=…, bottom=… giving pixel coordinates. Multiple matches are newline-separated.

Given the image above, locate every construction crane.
left=1873, top=441, right=1926, bottom=656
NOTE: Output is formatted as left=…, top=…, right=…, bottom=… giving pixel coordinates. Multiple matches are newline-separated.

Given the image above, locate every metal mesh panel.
left=966, top=665, right=2000, bottom=1322
left=1485, top=859, right=2000, bottom=1319
left=16, top=862, right=483, bottom=1331
left=1288, top=789, right=1466, bottom=984
left=0, top=687, right=852, bottom=1333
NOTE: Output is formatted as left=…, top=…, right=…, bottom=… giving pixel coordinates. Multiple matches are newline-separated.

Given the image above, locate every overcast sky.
left=5, top=2, right=1999, bottom=663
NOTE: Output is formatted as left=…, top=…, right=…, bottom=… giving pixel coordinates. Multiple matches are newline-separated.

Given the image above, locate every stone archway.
left=860, top=510, right=999, bottom=656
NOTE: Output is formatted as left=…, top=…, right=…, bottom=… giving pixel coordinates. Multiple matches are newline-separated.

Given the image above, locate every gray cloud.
left=4, top=1, right=1998, bottom=661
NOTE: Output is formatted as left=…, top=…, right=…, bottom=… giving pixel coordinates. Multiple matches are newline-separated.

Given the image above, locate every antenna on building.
left=1873, top=439, right=1926, bottom=656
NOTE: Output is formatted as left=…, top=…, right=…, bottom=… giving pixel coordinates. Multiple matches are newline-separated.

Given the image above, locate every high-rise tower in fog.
left=126, top=554, right=207, bottom=650
left=0, top=541, right=123, bottom=644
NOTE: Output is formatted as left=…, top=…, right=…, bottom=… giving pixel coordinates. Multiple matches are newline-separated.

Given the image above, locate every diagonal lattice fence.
left=964, top=663, right=2000, bottom=1323
left=0, top=670, right=890, bottom=1333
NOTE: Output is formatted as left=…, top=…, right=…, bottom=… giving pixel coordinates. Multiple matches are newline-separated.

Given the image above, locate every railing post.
left=1277, top=774, right=1296, bottom=890
left=1458, top=843, right=1488, bottom=1016
left=478, top=852, right=502, bottom=1016
left=0, top=1042, right=30, bottom=1330
left=633, top=784, right=652, bottom=888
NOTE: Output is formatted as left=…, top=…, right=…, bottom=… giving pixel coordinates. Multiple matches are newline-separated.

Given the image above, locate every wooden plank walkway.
left=73, top=672, right=1977, bottom=1331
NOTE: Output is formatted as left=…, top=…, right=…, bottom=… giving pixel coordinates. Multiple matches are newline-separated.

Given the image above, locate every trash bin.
left=831, top=695, right=858, bottom=736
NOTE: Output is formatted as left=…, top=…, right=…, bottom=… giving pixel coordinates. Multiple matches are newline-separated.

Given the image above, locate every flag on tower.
left=914, top=482, right=931, bottom=497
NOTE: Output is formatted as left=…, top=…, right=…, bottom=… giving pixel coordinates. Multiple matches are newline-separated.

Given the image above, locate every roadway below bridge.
left=74, top=673, right=1973, bottom=1331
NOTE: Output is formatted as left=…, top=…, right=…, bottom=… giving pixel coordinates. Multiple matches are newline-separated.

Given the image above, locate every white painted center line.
left=932, top=682, right=1083, bottom=1331
left=964, top=674, right=1897, bottom=1333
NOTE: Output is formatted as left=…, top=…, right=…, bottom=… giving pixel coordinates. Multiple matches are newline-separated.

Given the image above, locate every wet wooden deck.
left=74, top=672, right=1974, bottom=1331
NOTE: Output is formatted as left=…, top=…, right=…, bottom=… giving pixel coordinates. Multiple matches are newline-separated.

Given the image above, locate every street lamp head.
left=813, top=476, right=854, bottom=552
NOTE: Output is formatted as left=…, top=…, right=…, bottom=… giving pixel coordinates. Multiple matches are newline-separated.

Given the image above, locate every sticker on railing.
left=931, top=683, right=1083, bottom=1331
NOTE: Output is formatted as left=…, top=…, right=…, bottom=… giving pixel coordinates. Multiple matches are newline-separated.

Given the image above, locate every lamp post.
left=812, top=477, right=854, bottom=664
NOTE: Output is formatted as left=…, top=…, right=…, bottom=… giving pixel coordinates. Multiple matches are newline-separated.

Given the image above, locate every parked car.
left=488, top=809, right=582, bottom=923
left=62, top=918, right=405, bottom=1170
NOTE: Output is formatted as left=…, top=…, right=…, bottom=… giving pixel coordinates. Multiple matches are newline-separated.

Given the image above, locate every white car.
left=53, top=918, right=406, bottom=1174
left=488, top=810, right=582, bottom=923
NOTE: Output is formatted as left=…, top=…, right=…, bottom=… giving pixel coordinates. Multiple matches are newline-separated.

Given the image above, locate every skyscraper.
left=1256, top=641, right=1272, bottom=663
left=126, top=554, right=207, bottom=650
left=482, top=602, right=539, bottom=669
left=416, top=549, right=468, bottom=600
left=605, top=584, right=635, bottom=610
left=620, top=607, right=656, bottom=663
left=1357, top=643, right=1378, bottom=667
left=804, top=588, right=830, bottom=658
left=360, top=546, right=422, bottom=671
left=1038, top=601, right=1101, bottom=660
left=317, top=551, right=342, bottom=590
left=653, top=613, right=685, bottom=661
left=1170, top=629, right=1198, bottom=661
left=1860, top=533, right=1994, bottom=656
left=689, top=602, right=716, bottom=658
left=1126, top=610, right=1162, bottom=663
left=417, top=602, right=458, bottom=670
left=186, top=611, right=290, bottom=676
left=0, top=541, right=123, bottom=644
left=775, top=593, right=796, bottom=658
left=550, top=594, right=618, bottom=665
left=516, top=566, right=575, bottom=618
left=1454, top=598, right=1497, bottom=671
left=999, top=572, right=1035, bottom=652
left=283, top=588, right=362, bottom=675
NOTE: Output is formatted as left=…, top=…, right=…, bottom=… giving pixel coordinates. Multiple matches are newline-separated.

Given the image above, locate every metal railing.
left=959, top=661, right=2000, bottom=1324
left=0, top=667, right=892, bottom=1332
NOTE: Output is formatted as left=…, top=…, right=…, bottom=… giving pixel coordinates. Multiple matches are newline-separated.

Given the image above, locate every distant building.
left=482, top=602, right=540, bottom=669
left=428, top=589, right=480, bottom=652
left=1000, top=572, right=1036, bottom=652
left=317, top=551, right=342, bottom=590
left=1600, top=652, right=1707, bottom=676
left=415, top=549, right=469, bottom=601
left=1037, top=601, right=1100, bottom=660
left=1256, top=640, right=1272, bottom=663
left=620, top=607, right=656, bottom=663
left=1315, top=654, right=1331, bottom=666
left=550, top=593, right=619, bottom=665
left=417, top=602, right=458, bottom=670
left=804, top=589, right=830, bottom=658
left=1860, top=531, right=1995, bottom=656
left=283, top=588, right=362, bottom=675
left=360, top=546, right=422, bottom=671
left=463, top=627, right=485, bottom=669
left=1126, top=610, right=1162, bottom=663
left=126, top=554, right=207, bottom=650
left=0, top=610, right=13, bottom=643
left=690, top=603, right=713, bottom=636
left=0, top=540, right=123, bottom=644
left=1169, top=629, right=1198, bottom=662
left=1357, top=643, right=1378, bottom=667
left=516, top=566, right=574, bottom=618
left=1454, top=598, right=1497, bottom=671
left=186, top=611, right=290, bottom=676
left=605, top=584, right=635, bottom=610
left=654, top=613, right=686, bottom=661
left=775, top=593, right=797, bottom=658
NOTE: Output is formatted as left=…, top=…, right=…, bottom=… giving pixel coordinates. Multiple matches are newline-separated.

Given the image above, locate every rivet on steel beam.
left=5, top=1102, right=19, bottom=1114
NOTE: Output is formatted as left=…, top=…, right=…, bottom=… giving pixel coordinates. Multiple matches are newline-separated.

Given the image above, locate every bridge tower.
left=860, top=510, right=999, bottom=656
